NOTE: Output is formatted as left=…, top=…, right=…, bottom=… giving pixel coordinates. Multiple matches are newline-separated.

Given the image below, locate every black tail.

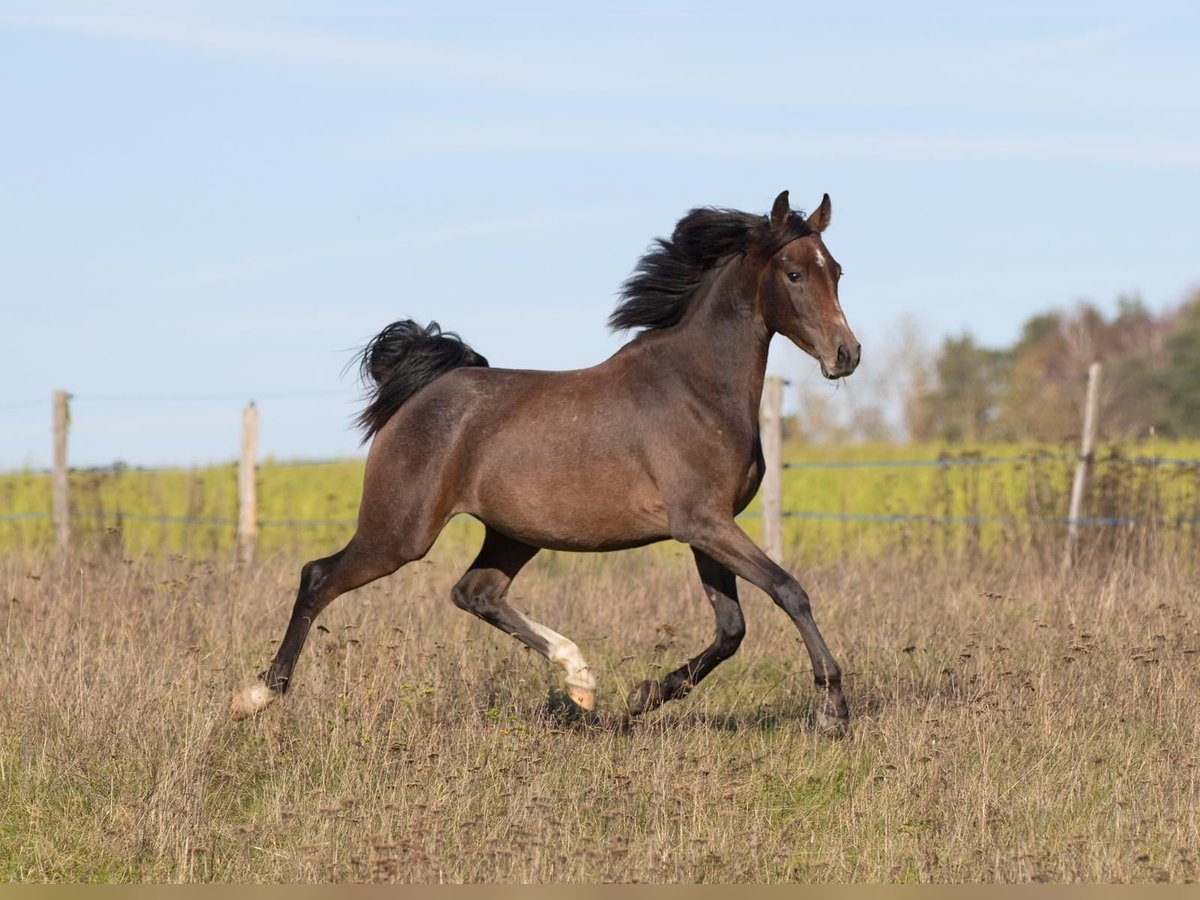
left=354, top=320, right=489, bottom=441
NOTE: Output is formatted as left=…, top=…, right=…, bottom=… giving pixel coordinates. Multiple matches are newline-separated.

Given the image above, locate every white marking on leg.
left=231, top=682, right=276, bottom=720
left=519, top=613, right=596, bottom=709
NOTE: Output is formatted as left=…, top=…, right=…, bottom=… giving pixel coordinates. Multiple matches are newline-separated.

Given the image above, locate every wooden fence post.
left=52, top=390, right=70, bottom=556
left=1064, top=362, right=1102, bottom=570
left=237, top=402, right=259, bottom=566
left=761, top=376, right=784, bottom=564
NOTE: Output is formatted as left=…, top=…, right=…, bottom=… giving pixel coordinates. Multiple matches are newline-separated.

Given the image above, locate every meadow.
left=2, top=442, right=1199, bottom=882
left=2, top=545, right=1198, bottom=882
left=4, top=439, right=1200, bottom=564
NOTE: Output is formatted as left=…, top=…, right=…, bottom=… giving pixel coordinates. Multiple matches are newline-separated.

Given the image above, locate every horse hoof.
left=231, top=683, right=276, bottom=720
left=815, top=693, right=850, bottom=737
left=567, top=684, right=596, bottom=711
left=626, top=680, right=663, bottom=716
left=815, top=709, right=850, bottom=738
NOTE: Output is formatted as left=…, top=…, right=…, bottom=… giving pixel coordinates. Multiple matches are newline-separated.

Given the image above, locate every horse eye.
left=786, top=271, right=803, bottom=283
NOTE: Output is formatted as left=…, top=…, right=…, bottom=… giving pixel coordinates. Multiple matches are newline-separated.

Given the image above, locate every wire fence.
left=767, top=451, right=1200, bottom=528
left=4, top=447, right=1200, bottom=563
left=783, top=452, right=1200, bottom=470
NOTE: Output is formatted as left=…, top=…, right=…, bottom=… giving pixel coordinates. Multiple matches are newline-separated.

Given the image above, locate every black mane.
left=609, top=205, right=813, bottom=333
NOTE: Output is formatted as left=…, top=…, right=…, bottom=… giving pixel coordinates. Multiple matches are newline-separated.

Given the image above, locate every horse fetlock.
left=626, top=679, right=664, bottom=716
left=660, top=672, right=695, bottom=703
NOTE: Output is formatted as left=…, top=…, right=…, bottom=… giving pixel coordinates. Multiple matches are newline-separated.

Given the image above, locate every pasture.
left=2, top=535, right=1198, bottom=882
left=5, top=439, right=1200, bottom=563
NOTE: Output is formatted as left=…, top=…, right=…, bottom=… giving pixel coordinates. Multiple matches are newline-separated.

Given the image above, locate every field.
left=2, top=539, right=1199, bottom=882
left=3, top=442, right=1199, bottom=882
left=5, top=439, right=1200, bottom=563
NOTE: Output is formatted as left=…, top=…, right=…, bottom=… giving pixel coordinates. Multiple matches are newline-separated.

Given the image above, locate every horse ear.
left=769, top=191, right=791, bottom=229
left=806, top=193, right=832, bottom=233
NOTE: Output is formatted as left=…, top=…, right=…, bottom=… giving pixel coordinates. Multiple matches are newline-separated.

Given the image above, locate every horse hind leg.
left=231, top=525, right=434, bottom=720
left=627, top=548, right=745, bottom=716
left=451, top=528, right=597, bottom=711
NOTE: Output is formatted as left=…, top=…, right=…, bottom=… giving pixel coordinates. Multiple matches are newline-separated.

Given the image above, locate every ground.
left=1, top=542, right=1197, bottom=882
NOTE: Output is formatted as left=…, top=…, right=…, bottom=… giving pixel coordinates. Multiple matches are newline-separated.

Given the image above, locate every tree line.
left=793, top=289, right=1200, bottom=444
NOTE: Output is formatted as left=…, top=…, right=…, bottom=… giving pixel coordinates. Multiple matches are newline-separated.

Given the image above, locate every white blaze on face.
left=519, top=613, right=597, bottom=709
left=812, top=246, right=848, bottom=327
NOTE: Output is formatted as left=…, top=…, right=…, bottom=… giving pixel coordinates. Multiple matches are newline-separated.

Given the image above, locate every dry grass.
left=2, top=540, right=1198, bottom=883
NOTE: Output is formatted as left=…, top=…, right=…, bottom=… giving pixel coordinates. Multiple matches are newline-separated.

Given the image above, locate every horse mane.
left=609, top=205, right=813, bottom=333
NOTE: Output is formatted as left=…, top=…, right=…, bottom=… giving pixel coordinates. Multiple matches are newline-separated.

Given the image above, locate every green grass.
left=3, top=439, right=1200, bottom=565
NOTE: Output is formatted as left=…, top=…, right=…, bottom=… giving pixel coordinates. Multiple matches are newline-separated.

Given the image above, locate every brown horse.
left=232, top=191, right=860, bottom=733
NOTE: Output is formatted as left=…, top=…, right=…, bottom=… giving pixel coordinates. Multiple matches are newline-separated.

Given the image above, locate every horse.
left=232, top=190, right=861, bottom=733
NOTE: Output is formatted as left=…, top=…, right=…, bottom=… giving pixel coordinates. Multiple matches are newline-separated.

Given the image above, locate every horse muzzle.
left=820, top=341, right=861, bottom=379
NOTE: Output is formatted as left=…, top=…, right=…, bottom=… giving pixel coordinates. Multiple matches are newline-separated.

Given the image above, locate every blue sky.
left=3, top=3, right=1198, bottom=468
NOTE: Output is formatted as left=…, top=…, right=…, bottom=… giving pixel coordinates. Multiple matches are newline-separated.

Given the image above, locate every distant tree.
left=1158, top=292, right=1200, bottom=435
left=998, top=311, right=1074, bottom=441
left=843, top=291, right=1200, bottom=446
left=1105, top=294, right=1171, bottom=436
left=1011, top=311, right=1063, bottom=358
left=909, top=334, right=1009, bottom=442
left=996, top=297, right=1172, bottom=441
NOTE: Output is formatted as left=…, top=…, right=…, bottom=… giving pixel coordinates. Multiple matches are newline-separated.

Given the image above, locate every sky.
left=2, top=3, right=1199, bottom=469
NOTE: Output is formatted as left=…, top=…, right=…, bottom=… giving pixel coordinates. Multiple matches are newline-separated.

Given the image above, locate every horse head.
left=760, top=191, right=860, bottom=379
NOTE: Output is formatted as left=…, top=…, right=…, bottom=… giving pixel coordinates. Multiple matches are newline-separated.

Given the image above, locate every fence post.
left=761, top=376, right=784, bottom=564
left=52, top=390, right=70, bottom=556
left=237, top=402, right=259, bottom=566
left=1063, top=362, right=1102, bottom=570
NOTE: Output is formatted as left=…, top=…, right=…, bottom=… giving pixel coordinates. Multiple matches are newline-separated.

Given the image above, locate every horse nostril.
left=836, top=343, right=852, bottom=370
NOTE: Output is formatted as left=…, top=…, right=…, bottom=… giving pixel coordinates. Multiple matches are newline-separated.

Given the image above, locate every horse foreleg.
left=627, top=548, right=745, bottom=716
left=675, top=517, right=849, bottom=735
left=451, top=528, right=597, bottom=711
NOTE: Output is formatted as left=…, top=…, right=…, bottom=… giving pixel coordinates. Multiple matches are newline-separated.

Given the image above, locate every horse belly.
left=468, top=457, right=669, bottom=552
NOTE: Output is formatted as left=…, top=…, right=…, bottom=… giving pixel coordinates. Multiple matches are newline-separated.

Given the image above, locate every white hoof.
left=231, top=683, right=276, bottom=720
left=566, top=683, right=596, bottom=711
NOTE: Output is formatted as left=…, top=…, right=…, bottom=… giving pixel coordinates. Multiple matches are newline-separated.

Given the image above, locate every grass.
left=2, top=540, right=1198, bottom=882
left=4, top=439, right=1200, bottom=564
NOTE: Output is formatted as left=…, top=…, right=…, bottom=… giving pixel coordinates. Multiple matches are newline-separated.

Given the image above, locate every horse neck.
left=666, top=256, right=773, bottom=427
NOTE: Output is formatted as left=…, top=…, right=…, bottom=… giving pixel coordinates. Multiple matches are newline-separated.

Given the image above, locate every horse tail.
left=353, top=320, right=489, bottom=441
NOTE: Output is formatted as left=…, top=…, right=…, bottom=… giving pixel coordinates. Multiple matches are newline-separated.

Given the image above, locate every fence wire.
left=5, top=452, right=1199, bottom=534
